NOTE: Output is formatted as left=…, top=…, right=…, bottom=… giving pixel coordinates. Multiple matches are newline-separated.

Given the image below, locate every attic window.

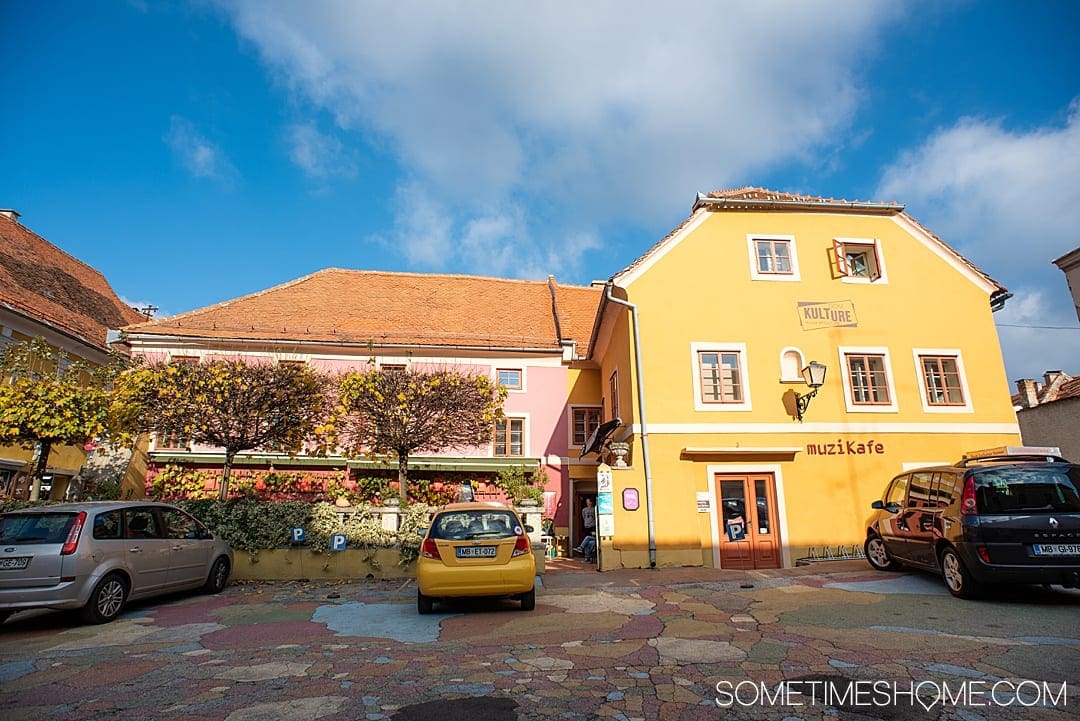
left=834, top=238, right=886, bottom=283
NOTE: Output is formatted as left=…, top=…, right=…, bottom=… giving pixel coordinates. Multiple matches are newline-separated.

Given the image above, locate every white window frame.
left=496, top=367, right=526, bottom=392
left=691, top=342, right=752, bottom=412
left=835, top=237, right=888, bottom=284
left=838, top=345, right=898, bottom=413
left=747, top=234, right=801, bottom=281
left=912, top=348, right=973, bottom=414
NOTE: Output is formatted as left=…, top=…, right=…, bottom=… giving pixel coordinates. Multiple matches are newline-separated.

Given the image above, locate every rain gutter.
left=603, top=284, right=657, bottom=568
left=119, top=332, right=560, bottom=355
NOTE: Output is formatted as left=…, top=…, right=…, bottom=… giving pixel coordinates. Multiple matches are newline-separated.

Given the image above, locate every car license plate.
left=0, top=557, right=29, bottom=570
left=456, top=546, right=496, bottom=558
left=1033, top=544, right=1080, bottom=556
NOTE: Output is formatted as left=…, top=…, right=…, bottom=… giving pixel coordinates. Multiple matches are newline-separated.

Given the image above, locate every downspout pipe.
left=604, top=284, right=657, bottom=568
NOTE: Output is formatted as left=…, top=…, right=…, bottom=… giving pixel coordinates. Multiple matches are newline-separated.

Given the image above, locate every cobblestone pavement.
left=2, top=559, right=1078, bottom=721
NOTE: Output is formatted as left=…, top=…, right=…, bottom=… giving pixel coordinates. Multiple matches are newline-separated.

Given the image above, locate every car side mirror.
left=415, top=527, right=429, bottom=537
left=871, top=500, right=884, bottom=510
left=524, top=525, right=535, bottom=534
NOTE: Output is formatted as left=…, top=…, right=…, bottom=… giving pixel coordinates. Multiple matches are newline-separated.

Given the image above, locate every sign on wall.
left=797, top=300, right=858, bottom=330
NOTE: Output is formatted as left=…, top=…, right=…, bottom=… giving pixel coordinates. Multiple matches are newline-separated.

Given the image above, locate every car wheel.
left=519, top=587, right=535, bottom=611
left=81, top=573, right=128, bottom=624
left=865, top=535, right=902, bottom=571
left=417, top=590, right=434, bottom=615
left=0, top=611, right=11, bottom=625
left=940, top=547, right=983, bottom=599
left=203, top=557, right=231, bottom=594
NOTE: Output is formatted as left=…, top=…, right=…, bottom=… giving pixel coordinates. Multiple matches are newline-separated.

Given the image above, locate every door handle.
left=129, top=547, right=142, bottom=553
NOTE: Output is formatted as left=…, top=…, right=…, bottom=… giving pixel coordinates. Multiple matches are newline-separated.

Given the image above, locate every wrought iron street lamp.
left=795, top=361, right=827, bottom=422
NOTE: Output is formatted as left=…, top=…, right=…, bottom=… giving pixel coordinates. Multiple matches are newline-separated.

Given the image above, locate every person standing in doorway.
left=574, top=496, right=597, bottom=562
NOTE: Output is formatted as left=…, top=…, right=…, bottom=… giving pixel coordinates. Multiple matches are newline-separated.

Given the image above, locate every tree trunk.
left=397, top=451, right=409, bottom=505
left=219, top=450, right=236, bottom=501
left=29, top=440, right=52, bottom=502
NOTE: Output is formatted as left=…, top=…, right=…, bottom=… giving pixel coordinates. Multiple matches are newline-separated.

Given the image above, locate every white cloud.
left=876, top=101, right=1080, bottom=380
left=216, top=0, right=900, bottom=279
left=287, top=123, right=357, bottom=181
left=164, top=115, right=239, bottom=186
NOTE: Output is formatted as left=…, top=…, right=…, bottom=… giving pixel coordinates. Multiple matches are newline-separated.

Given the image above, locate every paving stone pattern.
left=1, top=561, right=1078, bottom=721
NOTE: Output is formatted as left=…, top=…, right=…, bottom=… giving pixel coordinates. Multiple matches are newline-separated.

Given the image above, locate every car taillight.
left=512, top=533, right=530, bottom=558
left=61, top=511, right=87, bottom=555
left=960, top=477, right=978, bottom=516
left=422, top=537, right=441, bottom=560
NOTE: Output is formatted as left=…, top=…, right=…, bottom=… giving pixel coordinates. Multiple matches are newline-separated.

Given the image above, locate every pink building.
left=118, top=269, right=602, bottom=528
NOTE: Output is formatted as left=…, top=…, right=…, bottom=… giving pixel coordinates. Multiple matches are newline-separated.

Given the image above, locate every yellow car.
left=416, top=502, right=536, bottom=613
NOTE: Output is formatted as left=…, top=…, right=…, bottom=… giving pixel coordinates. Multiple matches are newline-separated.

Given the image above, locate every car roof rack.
left=956, top=453, right=1070, bottom=467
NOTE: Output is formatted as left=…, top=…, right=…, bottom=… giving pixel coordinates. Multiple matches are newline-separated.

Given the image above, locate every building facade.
left=116, top=187, right=1023, bottom=571
left=119, top=270, right=601, bottom=530
left=581, top=188, right=1021, bottom=569
left=1053, top=246, right=1080, bottom=323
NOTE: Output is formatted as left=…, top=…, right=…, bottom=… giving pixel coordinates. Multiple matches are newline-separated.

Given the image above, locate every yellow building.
left=576, top=188, right=1020, bottom=570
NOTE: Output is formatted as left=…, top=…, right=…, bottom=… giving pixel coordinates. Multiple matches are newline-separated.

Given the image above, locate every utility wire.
left=996, top=323, right=1080, bottom=330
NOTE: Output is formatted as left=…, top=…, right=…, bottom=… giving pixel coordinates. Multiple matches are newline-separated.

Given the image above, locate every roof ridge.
left=320, top=267, right=596, bottom=289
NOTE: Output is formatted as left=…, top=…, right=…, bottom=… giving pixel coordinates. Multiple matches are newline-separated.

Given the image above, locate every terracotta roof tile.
left=0, top=213, right=145, bottom=350
left=125, top=269, right=601, bottom=351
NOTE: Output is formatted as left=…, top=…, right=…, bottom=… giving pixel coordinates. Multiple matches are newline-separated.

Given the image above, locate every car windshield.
left=973, top=465, right=1080, bottom=514
left=0, top=512, right=78, bottom=544
left=430, top=510, right=520, bottom=540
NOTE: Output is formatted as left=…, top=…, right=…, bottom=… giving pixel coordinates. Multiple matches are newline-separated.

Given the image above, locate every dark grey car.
left=864, top=451, right=1080, bottom=598
left=0, top=501, right=232, bottom=624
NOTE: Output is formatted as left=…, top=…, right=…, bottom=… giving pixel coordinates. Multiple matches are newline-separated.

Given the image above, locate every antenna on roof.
left=133, top=305, right=158, bottom=319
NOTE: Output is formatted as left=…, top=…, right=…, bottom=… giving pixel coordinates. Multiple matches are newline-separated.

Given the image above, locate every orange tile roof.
left=125, top=269, right=602, bottom=351
left=614, top=186, right=1007, bottom=295
left=0, top=213, right=145, bottom=351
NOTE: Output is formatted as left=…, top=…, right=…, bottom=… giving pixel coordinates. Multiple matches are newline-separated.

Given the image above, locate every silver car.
left=0, top=501, right=233, bottom=624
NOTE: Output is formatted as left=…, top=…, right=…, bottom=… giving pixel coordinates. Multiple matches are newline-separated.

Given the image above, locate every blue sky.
left=2, top=1, right=1078, bottom=385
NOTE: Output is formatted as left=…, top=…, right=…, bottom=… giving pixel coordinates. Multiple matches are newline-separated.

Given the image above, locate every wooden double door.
left=716, top=473, right=782, bottom=569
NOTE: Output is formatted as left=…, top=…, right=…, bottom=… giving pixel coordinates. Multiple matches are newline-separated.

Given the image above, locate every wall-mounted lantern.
left=795, top=361, right=827, bottom=422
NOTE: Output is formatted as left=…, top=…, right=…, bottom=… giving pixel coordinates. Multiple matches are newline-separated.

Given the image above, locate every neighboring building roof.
left=0, top=212, right=145, bottom=351
left=1013, top=371, right=1080, bottom=408
left=612, top=186, right=1009, bottom=298
left=123, top=269, right=602, bottom=351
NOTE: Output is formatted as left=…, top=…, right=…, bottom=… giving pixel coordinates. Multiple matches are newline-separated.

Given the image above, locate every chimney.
left=1043, top=370, right=1065, bottom=387
left=1015, top=379, right=1040, bottom=408
left=0, top=209, right=20, bottom=222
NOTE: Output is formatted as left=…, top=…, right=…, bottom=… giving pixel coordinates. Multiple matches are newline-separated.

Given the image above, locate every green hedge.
left=1, top=498, right=432, bottom=565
